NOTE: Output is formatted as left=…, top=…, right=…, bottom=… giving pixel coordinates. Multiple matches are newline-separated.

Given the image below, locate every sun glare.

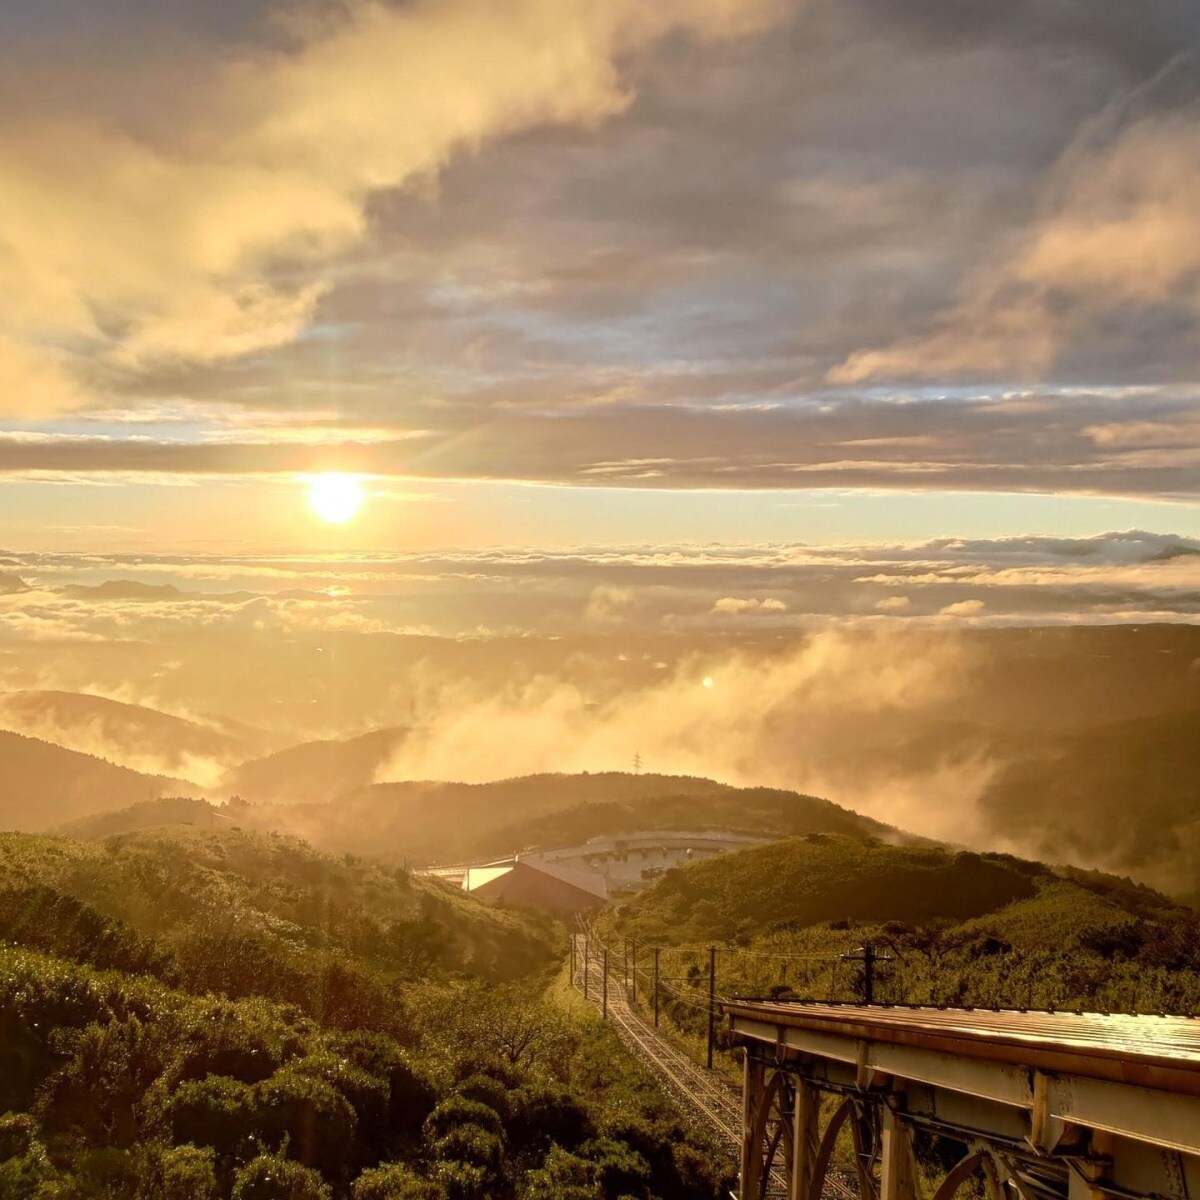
left=307, top=473, right=366, bottom=525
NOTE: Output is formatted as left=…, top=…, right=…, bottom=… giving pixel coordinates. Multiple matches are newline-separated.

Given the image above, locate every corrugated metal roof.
left=724, top=1000, right=1200, bottom=1093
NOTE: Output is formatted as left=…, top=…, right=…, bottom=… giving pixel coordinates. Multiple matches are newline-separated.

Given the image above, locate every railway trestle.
left=724, top=1000, right=1200, bottom=1200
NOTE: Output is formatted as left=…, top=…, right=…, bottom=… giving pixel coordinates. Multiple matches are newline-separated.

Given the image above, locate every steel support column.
left=740, top=1054, right=767, bottom=1200
left=789, top=1075, right=820, bottom=1200
left=879, top=1103, right=917, bottom=1200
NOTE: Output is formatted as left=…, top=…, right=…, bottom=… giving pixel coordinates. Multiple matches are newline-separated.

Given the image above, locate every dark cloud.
left=853, top=0, right=1200, bottom=79
left=3, top=392, right=1197, bottom=499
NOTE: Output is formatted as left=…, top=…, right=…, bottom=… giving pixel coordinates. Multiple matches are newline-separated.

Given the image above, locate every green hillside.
left=606, top=835, right=1039, bottom=943
left=0, top=826, right=557, bottom=987
left=0, top=827, right=730, bottom=1199
left=599, top=834, right=1200, bottom=1017
left=228, top=773, right=900, bottom=866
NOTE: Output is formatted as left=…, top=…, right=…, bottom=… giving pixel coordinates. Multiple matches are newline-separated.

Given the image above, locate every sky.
left=0, top=0, right=1198, bottom=568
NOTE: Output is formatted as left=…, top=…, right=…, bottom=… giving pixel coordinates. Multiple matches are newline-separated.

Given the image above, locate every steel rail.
left=576, top=946, right=855, bottom=1200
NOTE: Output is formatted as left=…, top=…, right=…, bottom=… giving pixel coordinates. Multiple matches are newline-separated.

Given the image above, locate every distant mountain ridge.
left=220, top=725, right=409, bottom=803
left=0, top=690, right=262, bottom=780
left=0, top=730, right=200, bottom=831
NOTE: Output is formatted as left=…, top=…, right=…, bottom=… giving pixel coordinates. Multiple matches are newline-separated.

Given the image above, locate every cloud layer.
left=0, top=0, right=1198, bottom=515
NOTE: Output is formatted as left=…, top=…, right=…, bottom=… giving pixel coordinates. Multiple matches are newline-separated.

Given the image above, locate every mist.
left=376, top=630, right=1004, bottom=847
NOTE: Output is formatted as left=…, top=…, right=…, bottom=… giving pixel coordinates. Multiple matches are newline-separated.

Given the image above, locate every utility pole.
left=841, top=942, right=891, bottom=1004
left=631, top=939, right=637, bottom=1005
left=623, top=938, right=628, bottom=990
left=583, top=935, right=590, bottom=999
left=633, top=750, right=642, bottom=775
left=602, top=949, right=609, bottom=1020
left=570, top=932, right=576, bottom=986
left=653, top=947, right=660, bottom=1027
left=706, top=945, right=717, bottom=1070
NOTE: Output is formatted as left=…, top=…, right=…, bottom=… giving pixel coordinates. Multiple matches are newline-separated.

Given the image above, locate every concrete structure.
left=457, top=855, right=607, bottom=915
left=723, top=999, right=1200, bottom=1200
left=530, top=830, right=771, bottom=892
left=421, top=829, right=770, bottom=908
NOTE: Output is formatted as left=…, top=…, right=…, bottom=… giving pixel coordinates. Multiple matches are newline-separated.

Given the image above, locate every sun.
left=307, top=473, right=366, bottom=525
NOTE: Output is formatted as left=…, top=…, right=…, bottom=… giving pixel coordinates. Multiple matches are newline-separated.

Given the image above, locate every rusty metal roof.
left=723, top=1000, right=1200, bottom=1095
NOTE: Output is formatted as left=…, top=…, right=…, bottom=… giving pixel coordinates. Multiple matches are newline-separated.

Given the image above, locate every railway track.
left=575, top=949, right=855, bottom=1200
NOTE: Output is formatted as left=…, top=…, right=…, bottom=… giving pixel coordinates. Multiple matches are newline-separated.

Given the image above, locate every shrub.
left=428, top=1161, right=490, bottom=1200
left=428, top=1124, right=503, bottom=1173
left=160, top=1075, right=257, bottom=1161
left=422, top=1098, right=502, bottom=1144
left=0, top=1114, right=53, bottom=1200
left=518, top=1146, right=601, bottom=1200
left=255, top=1066, right=357, bottom=1173
left=451, top=1075, right=509, bottom=1120
left=37, top=1018, right=163, bottom=1145
left=325, top=1032, right=436, bottom=1142
left=135, top=1144, right=219, bottom=1200
left=352, top=1162, right=443, bottom=1200
left=506, top=1083, right=593, bottom=1156
left=231, top=1153, right=332, bottom=1200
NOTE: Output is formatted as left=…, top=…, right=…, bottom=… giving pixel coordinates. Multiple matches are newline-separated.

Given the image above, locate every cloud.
left=373, top=628, right=1003, bottom=844
left=712, top=596, right=787, bottom=614
left=833, top=96, right=1200, bottom=382
left=0, top=0, right=785, bottom=415
left=939, top=599, right=985, bottom=617
left=2, top=389, right=1198, bottom=497
left=874, top=595, right=911, bottom=612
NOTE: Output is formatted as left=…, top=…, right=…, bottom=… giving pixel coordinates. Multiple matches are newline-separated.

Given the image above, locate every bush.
left=232, top=1153, right=332, bottom=1200
left=429, top=1161, right=490, bottom=1200
left=352, top=1162, right=443, bottom=1200
left=519, top=1146, right=601, bottom=1200
left=428, top=1124, right=503, bottom=1173
left=451, top=1075, right=509, bottom=1120
left=255, top=1066, right=357, bottom=1173
left=160, top=1075, right=257, bottom=1161
left=37, top=1018, right=163, bottom=1145
left=506, top=1082, right=593, bottom=1156
left=0, top=1114, right=53, bottom=1200
left=326, top=1033, right=436, bottom=1143
left=422, top=1098, right=502, bottom=1144
left=583, top=1135, right=651, bottom=1197
left=284, top=1052, right=389, bottom=1162
left=135, top=1144, right=219, bottom=1200
left=174, top=1007, right=291, bottom=1085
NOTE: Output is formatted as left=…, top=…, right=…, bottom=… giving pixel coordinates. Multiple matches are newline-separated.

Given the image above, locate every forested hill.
left=0, top=826, right=730, bottom=1198
left=599, top=834, right=1200, bottom=1014
left=0, top=730, right=202, bottom=829
left=220, top=726, right=408, bottom=805
left=234, top=773, right=904, bottom=865
left=0, top=826, right=556, bottom=985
